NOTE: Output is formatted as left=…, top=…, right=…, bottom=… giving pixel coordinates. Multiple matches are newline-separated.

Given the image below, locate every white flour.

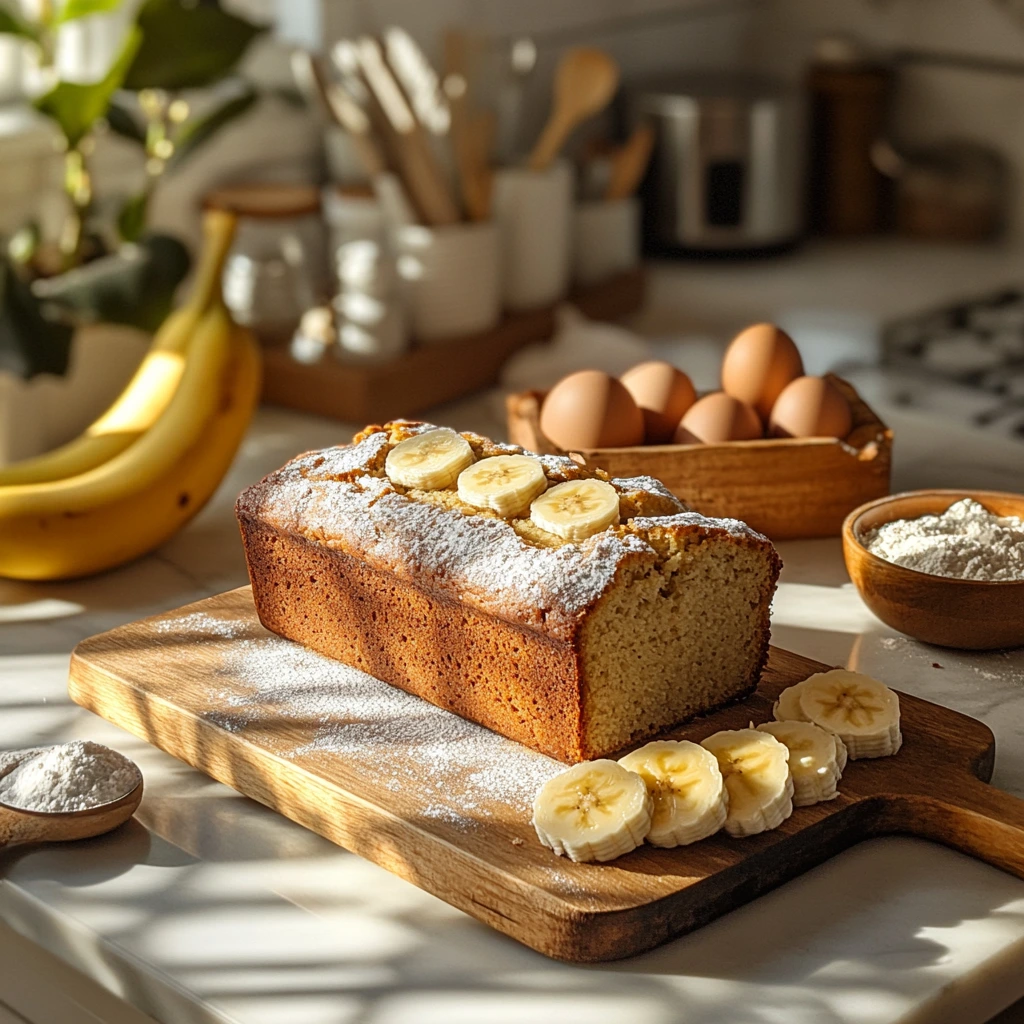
left=160, top=610, right=565, bottom=828
left=0, top=741, right=140, bottom=813
left=862, top=498, right=1024, bottom=582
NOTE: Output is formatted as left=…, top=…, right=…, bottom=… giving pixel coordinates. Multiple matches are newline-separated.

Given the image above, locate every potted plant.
left=0, top=0, right=269, bottom=462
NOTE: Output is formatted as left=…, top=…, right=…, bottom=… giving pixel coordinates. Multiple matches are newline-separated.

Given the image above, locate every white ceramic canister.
left=572, top=196, right=641, bottom=287
left=492, top=159, right=572, bottom=311
left=322, top=184, right=386, bottom=255
left=392, top=220, right=501, bottom=343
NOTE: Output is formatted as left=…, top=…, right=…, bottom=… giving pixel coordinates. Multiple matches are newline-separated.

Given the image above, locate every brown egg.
left=674, top=392, right=763, bottom=444
left=721, top=323, right=804, bottom=420
left=540, top=369, right=645, bottom=450
left=620, top=361, right=697, bottom=444
left=768, top=376, right=853, bottom=439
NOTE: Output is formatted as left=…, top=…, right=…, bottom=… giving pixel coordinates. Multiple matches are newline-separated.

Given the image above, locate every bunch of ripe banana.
left=0, top=210, right=262, bottom=581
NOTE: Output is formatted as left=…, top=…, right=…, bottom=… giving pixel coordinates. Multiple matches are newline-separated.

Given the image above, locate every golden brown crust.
left=240, top=517, right=589, bottom=761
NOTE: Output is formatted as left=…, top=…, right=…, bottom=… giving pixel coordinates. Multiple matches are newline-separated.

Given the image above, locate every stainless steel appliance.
left=634, top=75, right=805, bottom=254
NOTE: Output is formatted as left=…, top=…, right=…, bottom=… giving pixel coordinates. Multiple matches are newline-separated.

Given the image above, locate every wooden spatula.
left=355, top=36, right=460, bottom=226
left=292, top=50, right=387, bottom=179
left=605, top=122, right=656, bottom=201
left=528, top=48, right=619, bottom=172
left=444, top=30, right=494, bottom=221
left=462, top=109, right=496, bottom=221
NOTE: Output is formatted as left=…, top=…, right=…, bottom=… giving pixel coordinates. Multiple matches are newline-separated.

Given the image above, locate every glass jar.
left=206, top=183, right=327, bottom=348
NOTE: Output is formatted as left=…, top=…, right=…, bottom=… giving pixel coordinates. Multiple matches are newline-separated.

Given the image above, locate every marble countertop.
left=4, top=259, right=1024, bottom=1023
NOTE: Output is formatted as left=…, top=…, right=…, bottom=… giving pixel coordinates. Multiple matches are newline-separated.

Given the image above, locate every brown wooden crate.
left=506, top=375, right=893, bottom=540
left=261, top=269, right=645, bottom=424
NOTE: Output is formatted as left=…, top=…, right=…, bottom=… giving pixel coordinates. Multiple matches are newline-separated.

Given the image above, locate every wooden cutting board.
left=68, top=587, right=1024, bottom=963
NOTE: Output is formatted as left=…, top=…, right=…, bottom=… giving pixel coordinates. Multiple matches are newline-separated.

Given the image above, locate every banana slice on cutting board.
left=773, top=678, right=810, bottom=723
left=458, top=454, right=547, bottom=517
left=530, top=479, right=620, bottom=542
left=700, top=729, right=794, bottom=837
left=533, top=759, right=653, bottom=863
left=384, top=428, right=475, bottom=490
left=757, top=720, right=847, bottom=807
left=619, top=740, right=727, bottom=848
left=797, top=670, right=901, bottom=760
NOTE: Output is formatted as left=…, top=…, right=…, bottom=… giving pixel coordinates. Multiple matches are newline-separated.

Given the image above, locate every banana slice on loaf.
left=458, top=455, right=548, bottom=517
left=529, top=479, right=620, bottom=542
left=384, top=428, right=475, bottom=490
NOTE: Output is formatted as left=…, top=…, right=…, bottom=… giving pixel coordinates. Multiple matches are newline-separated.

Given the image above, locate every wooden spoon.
left=528, top=48, right=619, bottom=172
left=605, top=122, right=656, bottom=201
left=0, top=756, right=142, bottom=850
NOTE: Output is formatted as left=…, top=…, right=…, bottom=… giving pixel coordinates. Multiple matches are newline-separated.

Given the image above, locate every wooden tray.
left=261, top=268, right=645, bottom=424
left=507, top=374, right=893, bottom=540
left=68, top=587, right=1024, bottom=963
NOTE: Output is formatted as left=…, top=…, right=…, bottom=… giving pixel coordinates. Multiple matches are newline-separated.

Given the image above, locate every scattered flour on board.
left=862, top=498, right=1024, bottom=582
left=153, top=612, right=249, bottom=640
left=0, top=741, right=140, bottom=813
left=202, top=634, right=565, bottom=829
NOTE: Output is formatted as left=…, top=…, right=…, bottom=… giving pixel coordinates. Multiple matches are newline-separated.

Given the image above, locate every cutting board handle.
left=890, top=775, right=1024, bottom=880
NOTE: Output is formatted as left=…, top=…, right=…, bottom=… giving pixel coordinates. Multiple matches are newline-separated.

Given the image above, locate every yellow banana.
left=0, top=324, right=260, bottom=580
left=0, top=210, right=239, bottom=486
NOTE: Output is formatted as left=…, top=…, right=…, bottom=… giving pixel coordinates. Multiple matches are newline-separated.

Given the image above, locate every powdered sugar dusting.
left=153, top=611, right=249, bottom=639
left=535, top=452, right=588, bottom=480
left=240, top=425, right=775, bottom=640
left=199, top=631, right=564, bottom=830
left=613, top=475, right=687, bottom=509
left=293, top=432, right=389, bottom=479
left=630, top=510, right=768, bottom=542
left=246, top=432, right=659, bottom=640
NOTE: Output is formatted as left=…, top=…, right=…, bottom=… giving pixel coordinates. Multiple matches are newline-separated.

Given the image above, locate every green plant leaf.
left=0, top=4, right=40, bottom=43
left=56, top=0, right=123, bottom=25
left=0, top=260, right=74, bottom=380
left=34, top=26, right=141, bottom=148
left=117, top=191, right=149, bottom=242
left=123, top=0, right=265, bottom=91
left=266, top=83, right=305, bottom=108
left=7, top=222, right=40, bottom=268
left=104, top=94, right=146, bottom=143
left=30, top=233, right=190, bottom=333
left=169, top=83, right=256, bottom=169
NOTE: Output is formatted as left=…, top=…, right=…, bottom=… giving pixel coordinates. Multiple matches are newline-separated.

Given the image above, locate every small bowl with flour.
left=0, top=741, right=142, bottom=849
left=843, top=490, right=1024, bottom=650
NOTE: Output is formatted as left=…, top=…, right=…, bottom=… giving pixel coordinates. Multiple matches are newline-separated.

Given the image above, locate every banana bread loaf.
left=236, top=421, right=782, bottom=763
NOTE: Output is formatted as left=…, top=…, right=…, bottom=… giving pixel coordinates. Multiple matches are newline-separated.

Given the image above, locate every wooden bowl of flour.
left=843, top=489, right=1024, bottom=650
